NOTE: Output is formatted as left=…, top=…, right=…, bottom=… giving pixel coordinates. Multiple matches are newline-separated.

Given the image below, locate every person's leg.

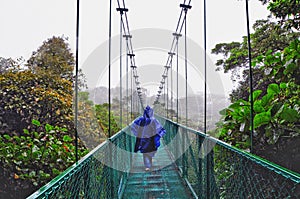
left=143, top=153, right=152, bottom=169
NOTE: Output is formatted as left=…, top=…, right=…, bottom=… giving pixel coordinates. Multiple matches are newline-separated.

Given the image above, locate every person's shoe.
left=145, top=168, right=150, bottom=171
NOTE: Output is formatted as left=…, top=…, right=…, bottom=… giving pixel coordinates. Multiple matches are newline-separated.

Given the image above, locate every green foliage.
left=77, top=92, right=105, bottom=149
left=214, top=1, right=300, bottom=153
left=0, top=70, right=74, bottom=135
left=27, top=36, right=74, bottom=81
left=0, top=57, right=21, bottom=74
left=212, top=41, right=246, bottom=73
left=212, top=19, right=299, bottom=75
left=212, top=19, right=299, bottom=102
left=32, top=119, right=41, bottom=127
left=0, top=36, right=83, bottom=198
left=218, top=99, right=251, bottom=149
left=218, top=40, right=300, bottom=149
left=259, top=0, right=300, bottom=30
left=95, top=103, right=121, bottom=137
left=76, top=91, right=136, bottom=149
left=0, top=120, right=88, bottom=188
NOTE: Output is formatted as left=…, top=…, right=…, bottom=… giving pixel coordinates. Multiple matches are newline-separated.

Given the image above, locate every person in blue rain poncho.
left=131, top=105, right=166, bottom=171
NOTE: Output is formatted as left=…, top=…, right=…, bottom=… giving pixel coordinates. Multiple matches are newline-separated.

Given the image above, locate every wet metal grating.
left=122, top=144, right=193, bottom=199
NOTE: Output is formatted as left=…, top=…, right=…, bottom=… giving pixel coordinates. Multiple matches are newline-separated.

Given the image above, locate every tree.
left=212, top=19, right=299, bottom=101
left=77, top=91, right=105, bottom=149
left=0, top=57, right=21, bottom=74
left=0, top=121, right=88, bottom=198
left=0, top=36, right=87, bottom=198
left=212, top=19, right=299, bottom=78
left=0, top=70, right=74, bottom=138
left=214, top=1, right=300, bottom=172
left=1, top=35, right=77, bottom=137
left=95, top=103, right=121, bottom=137
left=27, top=36, right=74, bottom=81
left=259, top=0, right=300, bottom=30
left=218, top=40, right=300, bottom=172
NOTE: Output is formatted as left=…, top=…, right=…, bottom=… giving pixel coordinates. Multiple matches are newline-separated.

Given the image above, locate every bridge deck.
left=122, top=143, right=193, bottom=199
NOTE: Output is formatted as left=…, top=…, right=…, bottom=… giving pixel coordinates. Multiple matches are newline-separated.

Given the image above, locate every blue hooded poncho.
left=131, top=106, right=166, bottom=155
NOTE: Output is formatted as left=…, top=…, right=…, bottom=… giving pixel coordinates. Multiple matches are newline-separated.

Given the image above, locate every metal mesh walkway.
left=122, top=143, right=193, bottom=199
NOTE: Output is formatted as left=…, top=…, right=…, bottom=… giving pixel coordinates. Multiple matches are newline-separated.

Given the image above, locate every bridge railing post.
left=197, top=135, right=204, bottom=198
left=108, top=139, right=115, bottom=198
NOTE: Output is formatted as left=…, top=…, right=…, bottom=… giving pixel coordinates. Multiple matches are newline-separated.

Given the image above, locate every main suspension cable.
left=154, top=0, right=192, bottom=107
left=116, top=0, right=144, bottom=111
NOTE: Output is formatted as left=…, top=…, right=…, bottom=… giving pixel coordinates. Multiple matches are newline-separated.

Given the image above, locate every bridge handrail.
left=27, top=140, right=106, bottom=198
left=27, top=125, right=133, bottom=199
left=156, top=115, right=300, bottom=183
left=27, top=115, right=299, bottom=198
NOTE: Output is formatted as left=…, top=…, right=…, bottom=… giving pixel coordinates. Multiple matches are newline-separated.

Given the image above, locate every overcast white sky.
left=0, top=0, right=269, bottom=97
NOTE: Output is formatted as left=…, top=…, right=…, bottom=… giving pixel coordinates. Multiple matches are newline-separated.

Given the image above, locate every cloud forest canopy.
left=213, top=0, right=300, bottom=173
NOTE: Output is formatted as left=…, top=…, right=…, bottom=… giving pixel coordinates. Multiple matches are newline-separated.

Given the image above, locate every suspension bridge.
left=27, top=0, right=299, bottom=198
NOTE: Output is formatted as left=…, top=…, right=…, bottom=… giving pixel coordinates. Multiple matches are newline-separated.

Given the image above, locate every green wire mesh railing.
left=158, top=116, right=300, bottom=199
left=27, top=126, right=135, bottom=199
left=27, top=117, right=299, bottom=199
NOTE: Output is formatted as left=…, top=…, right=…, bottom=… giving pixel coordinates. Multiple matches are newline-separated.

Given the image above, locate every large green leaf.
left=63, top=135, right=72, bottom=142
left=254, top=111, right=271, bottom=128
left=45, top=123, right=53, bottom=132
left=284, top=61, right=297, bottom=75
left=280, top=82, right=287, bottom=89
left=3, top=134, right=11, bottom=140
left=270, top=102, right=283, bottom=117
left=228, top=102, right=241, bottom=110
left=32, top=119, right=41, bottom=126
left=251, top=90, right=262, bottom=101
left=219, top=108, right=227, bottom=116
left=254, top=100, right=265, bottom=113
left=261, top=93, right=275, bottom=107
left=280, top=107, right=299, bottom=122
left=267, top=83, right=280, bottom=95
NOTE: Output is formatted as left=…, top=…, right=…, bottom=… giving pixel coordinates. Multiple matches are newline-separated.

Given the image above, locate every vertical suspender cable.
left=138, top=94, right=140, bottom=113
left=75, top=0, right=80, bottom=162
left=203, top=0, right=210, bottom=197
left=245, top=0, right=254, bottom=153
left=176, top=36, right=179, bottom=123
left=126, top=43, right=129, bottom=124
left=108, top=0, right=113, bottom=197
left=183, top=7, right=188, bottom=178
left=136, top=82, right=138, bottom=113
left=184, top=9, right=188, bottom=129
left=167, top=69, right=169, bottom=118
left=119, top=12, right=123, bottom=129
left=123, top=8, right=129, bottom=126
left=131, top=68, right=133, bottom=116
left=164, top=80, right=166, bottom=116
left=108, top=0, right=112, bottom=138
left=203, top=0, right=207, bottom=135
left=171, top=58, right=173, bottom=118
left=180, top=2, right=191, bottom=178
left=116, top=6, right=128, bottom=126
